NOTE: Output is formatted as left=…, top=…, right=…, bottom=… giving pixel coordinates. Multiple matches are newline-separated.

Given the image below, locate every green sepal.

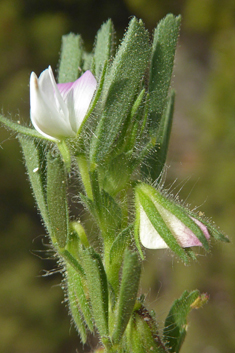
left=18, top=135, right=51, bottom=232
left=0, top=115, right=47, bottom=140
left=142, top=90, right=175, bottom=181
left=90, top=17, right=150, bottom=164
left=58, top=33, right=83, bottom=83
left=67, top=264, right=94, bottom=334
left=138, top=183, right=210, bottom=251
left=148, top=14, right=181, bottom=133
left=94, top=19, right=115, bottom=80
left=135, top=184, right=189, bottom=263
left=47, top=150, right=69, bottom=248
left=134, top=198, right=145, bottom=260
left=83, top=247, right=109, bottom=338
left=112, top=250, right=141, bottom=344
left=206, top=222, right=229, bottom=243
left=163, top=290, right=205, bottom=353
left=184, top=247, right=198, bottom=261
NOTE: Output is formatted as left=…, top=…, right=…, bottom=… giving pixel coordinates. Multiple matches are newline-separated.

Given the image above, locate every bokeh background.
left=0, top=0, right=235, bottom=352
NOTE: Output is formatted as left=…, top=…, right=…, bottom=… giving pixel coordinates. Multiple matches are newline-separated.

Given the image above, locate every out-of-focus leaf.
left=58, top=33, right=83, bottom=83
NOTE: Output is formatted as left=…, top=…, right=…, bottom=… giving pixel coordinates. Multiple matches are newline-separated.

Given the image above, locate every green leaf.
left=100, top=152, right=133, bottom=196
left=99, top=189, right=122, bottom=236
left=87, top=170, right=122, bottom=237
left=94, top=19, right=115, bottom=80
left=89, top=169, right=101, bottom=207
left=58, top=33, right=83, bottom=84
left=109, top=226, right=132, bottom=265
left=82, top=51, right=94, bottom=72
left=67, top=268, right=88, bottom=343
left=104, top=89, right=146, bottom=163
left=47, top=150, right=69, bottom=248
left=90, top=17, right=150, bottom=164
left=148, top=14, right=181, bottom=133
left=79, top=193, right=96, bottom=218
left=67, top=264, right=93, bottom=333
left=142, top=90, right=175, bottom=181
left=0, top=115, right=46, bottom=140
left=163, top=290, right=202, bottom=353
left=83, top=247, right=109, bottom=338
left=76, top=154, right=93, bottom=199
left=60, top=249, right=85, bottom=276
left=18, top=135, right=50, bottom=232
left=112, top=250, right=141, bottom=344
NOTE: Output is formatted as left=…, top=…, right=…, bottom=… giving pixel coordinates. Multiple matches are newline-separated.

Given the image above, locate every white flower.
left=30, top=66, right=97, bottom=141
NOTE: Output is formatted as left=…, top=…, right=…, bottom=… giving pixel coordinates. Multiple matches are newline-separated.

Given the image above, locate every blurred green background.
left=0, top=0, right=234, bottom=352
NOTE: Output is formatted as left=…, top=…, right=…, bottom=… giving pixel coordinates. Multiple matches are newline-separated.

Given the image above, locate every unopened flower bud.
left=135, top=183, right=210, bottom=260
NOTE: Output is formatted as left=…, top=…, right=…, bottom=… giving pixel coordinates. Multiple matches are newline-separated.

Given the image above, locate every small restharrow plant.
left=0, top=13, right=228, bottom=353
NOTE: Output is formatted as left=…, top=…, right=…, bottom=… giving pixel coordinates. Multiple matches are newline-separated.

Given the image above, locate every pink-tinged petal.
left=57, top=81, right=74, bottom=98
left=156, top=203, right=203, bottom=248
left=70, top=70, right=97, bottom=132
left=191, top=217, right=210, bottom=240
left=30, top=72, right=76, bottom=140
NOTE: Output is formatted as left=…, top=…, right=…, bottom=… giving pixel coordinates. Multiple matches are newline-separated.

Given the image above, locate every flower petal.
left=30, top=71, right=76, bottom=140
left=69, top=70, right=97, bottom=132
left=57, top=81, right=74, bottom=98
left=191, top=217, right=210, bottom=240
left=156, top=204, right=204, bottom=247
left=47, top=66, right=69, bottom=123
